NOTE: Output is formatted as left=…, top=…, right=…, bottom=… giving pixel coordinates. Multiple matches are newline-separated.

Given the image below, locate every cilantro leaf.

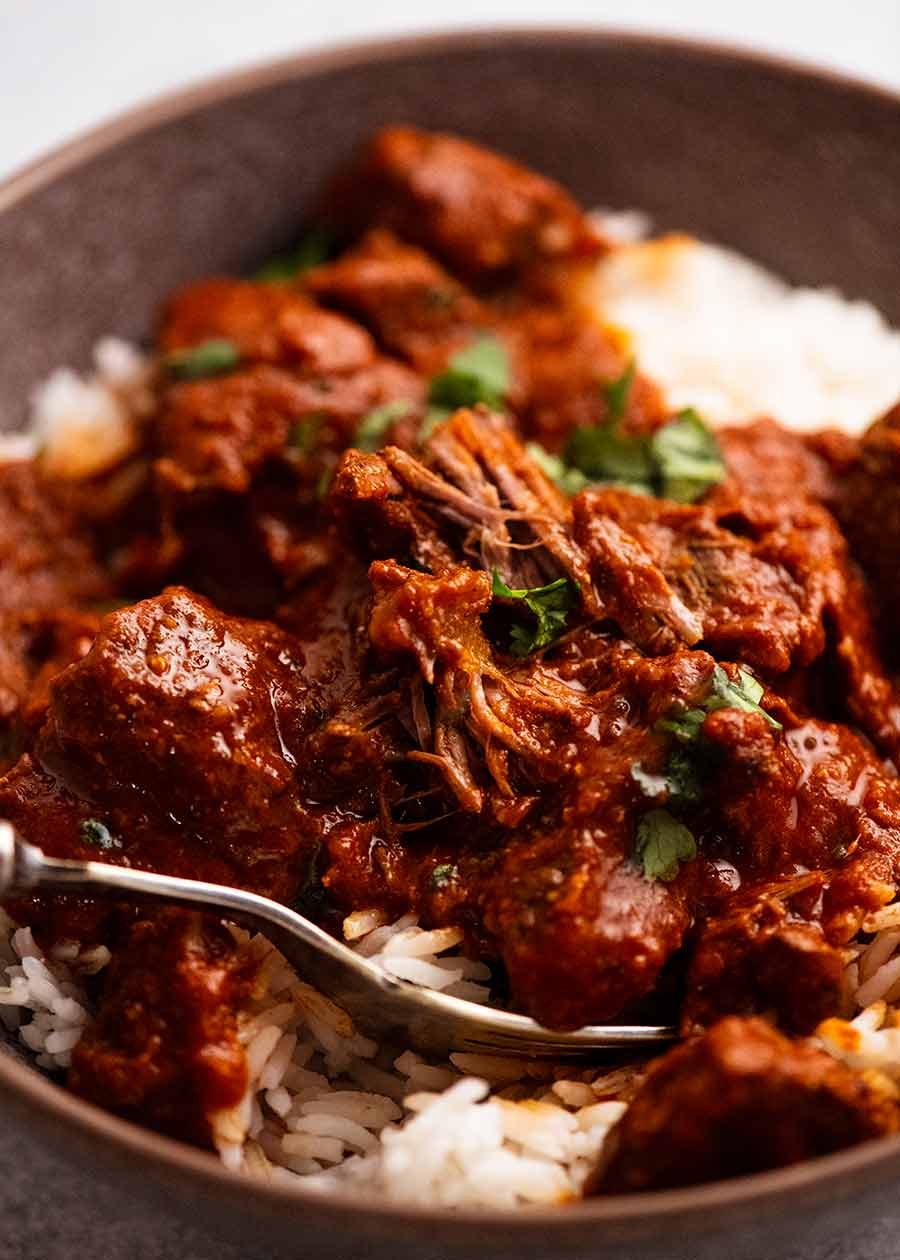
left=355, top=400, right=412, bottom=452
left=491, top=569, right=578, bottom=656
left=635, top=809, right=697, bottom=882
left=525, top=442, right=589, bottom=496
left=632, top=748, right=703, bottom=805
left=164, top=338, right=241, bottom=380
left=643, top=665, right=779, bottom=815
left=650, top=408, right=726, bottom=503
left=655, top=707, right=708, bottom=745
left=549, top=374, right=724, bottom=504
left=603, top=359, right=636, bottom=425
left=79, top=818, right=119, bottom=851
left=288, top=415, right=323, bottom=452
left=430, top=863, right=458, bottom=890
left=253, top=228, right=333, bottom=282
left=705, top=664, right=782, bottom=728
left=427, top=334, right=510, bottom=423
left=563, top=422, right=655, bottom=493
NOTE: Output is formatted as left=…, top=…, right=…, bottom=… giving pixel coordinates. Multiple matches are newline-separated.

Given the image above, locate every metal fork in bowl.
left=0, top=822, right=676, bottom=1060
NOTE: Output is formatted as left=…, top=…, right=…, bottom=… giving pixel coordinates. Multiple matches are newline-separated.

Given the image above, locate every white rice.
left=0, top=336, right=154, bottom=475
left=592, top=231, right=900, bottom=434
left=4, top=224, right=900, bottom=1207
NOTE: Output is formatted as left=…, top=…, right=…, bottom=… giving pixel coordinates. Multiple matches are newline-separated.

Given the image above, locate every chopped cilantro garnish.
left=423, top=334, right=510, bottom=438
left=635, top=809, right=697, bottom=882
left=602, top=359, right=636, bottom=425
left=164, top=338, right=241, bottom=381
left=315, top=465, right=334, bottom=500
left=253, top=228, right=333, bottom=282
left=355, top=400, right=412, bottom=453
left=636, top=665, right=779, bottom=814
left=564, top=420, right=655, bottom=493
left=525, top=442, right=589, bottom=496
left=430, top=863, right=458, bottom=890
left=79, top=819, right=118, bottom=851
left=658, top=665, right=780, bottom=742
left=491, top=570, right=578, bottom=656
left=288, top=415, right=323, bottom=452
left=705, top=665, right=782, bottom=728
left=651, top=408, right=726, bottom=503
left=542, top=363, right=723, bottom=504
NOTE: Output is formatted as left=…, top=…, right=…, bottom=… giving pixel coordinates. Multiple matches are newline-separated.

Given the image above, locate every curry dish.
left=4, top=127, right=900, bottom=1195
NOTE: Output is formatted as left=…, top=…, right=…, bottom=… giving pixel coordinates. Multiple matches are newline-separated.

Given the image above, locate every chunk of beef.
left=836, top=402, right=900, bottom=654
left=716, top=418, right=850, bottom=511
left=306, top=229, right=484, bottom=373
left=0, top=460, right=111, bottom=613
left=159, top=279, right=374, bottom=374
left=673, top=706, right=900, bottom=1032
left=331, top=408, right=595, bottom=601
left=155, top=365, right=314, bottom=496
left=0, top=461, right=111, bottom=768
left=700, top=708, right=900, bottom=912
left=0, top=589, right=319, bottom=946
left=495, top=300, right=665, bottom=450
left=305, top=229, right=651, bottom=450
left=322, top=127, right=604, bottom=279
left=591, top=1017, right=899, bottom=1193
left=682, top=895, right=847, bottom=1036
left=69, top=910, right=252, bottom=1145
left=39, top=587, right=309, bottom=837
left=152, top=291, right=424, bottom=610
left=480, top=797, right=691, bottom=1029
left=0, top=608, right=99, bottom=771
left=155, top=357, right=422, bottom=496
left=574, top=486, right=846, bottom=672
left=366, top=558, right=596, bottom=815
left=572, top=480, right=900, bottom=764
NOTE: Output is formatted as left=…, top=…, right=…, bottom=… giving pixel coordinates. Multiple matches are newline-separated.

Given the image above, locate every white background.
left=2, top=0, right=900, bottom=183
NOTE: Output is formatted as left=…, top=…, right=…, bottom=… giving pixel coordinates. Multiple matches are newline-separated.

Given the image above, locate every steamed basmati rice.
left=3, top=225, right=900, bottom=1207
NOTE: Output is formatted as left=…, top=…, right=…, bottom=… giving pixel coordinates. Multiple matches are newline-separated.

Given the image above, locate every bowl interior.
left=2, top=27, right=900, bottom=1260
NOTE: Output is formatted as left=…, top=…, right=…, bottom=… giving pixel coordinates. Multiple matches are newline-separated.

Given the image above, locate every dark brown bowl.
left=2, top=28, right=900, bottom=1260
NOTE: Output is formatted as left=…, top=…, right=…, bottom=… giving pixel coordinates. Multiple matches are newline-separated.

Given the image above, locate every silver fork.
left=0, top=822, right=676, bottom=1060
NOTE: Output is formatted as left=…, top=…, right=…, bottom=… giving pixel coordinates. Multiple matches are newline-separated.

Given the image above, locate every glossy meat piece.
left=716, top=418, right=850, bottom=509
left=0, top=609, right=99, bottom=772
left=323, top=126, right=605, bottom=279
left=700, top=707, right=900, bottom=907
left=837, top=402, right=900, bottom=652
left=159, top=279, right=374, bottom=374
left=592, top=1017, right=898, bottom=1193
left=1, top=590, right=324, bottom=944
left=156, top=358, right=423, bottom=493
left=573, top=484, right=877, bottom=679
left=306, top=228, right=484, bottom=373
left=682, top=896, right=846, bottom=1036
left=39, top=587, right=309, bottom=837
left=673, top=705, right=900, bottom=1032
left=480, top=779, right=691, bottom=1029
left=155, top=365, right=315, bottom=496
left=0, top=460, right=111, bottom=613
left=70, top=910, right=252, bottom=1145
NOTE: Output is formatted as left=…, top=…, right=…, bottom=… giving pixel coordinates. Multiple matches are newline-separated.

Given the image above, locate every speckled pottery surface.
left=2, top=28, right=900, bottom=1260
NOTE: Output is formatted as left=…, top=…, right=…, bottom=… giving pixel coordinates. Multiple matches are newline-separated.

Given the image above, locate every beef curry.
left=4, top=127, right=900, bottom=1191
